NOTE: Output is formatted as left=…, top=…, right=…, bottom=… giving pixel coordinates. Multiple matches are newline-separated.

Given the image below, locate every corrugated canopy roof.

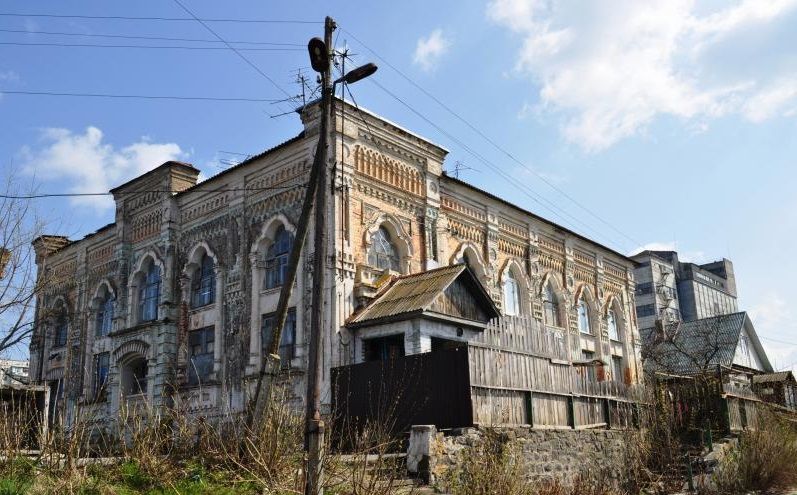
left=348, top=264, right=499, bottom=328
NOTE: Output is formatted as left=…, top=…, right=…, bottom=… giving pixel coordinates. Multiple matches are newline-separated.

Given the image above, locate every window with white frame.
left=262, top=308, right=296, bottom=366
left=367, top=226, right=400, bottom=272
left=53, top=305, right=68, bottom=347
left=188, top=326, right=214, bottom=386
left=96, top=292, right=114, bottom=337
left=607, top=309, right=619, bottom=341
left=94, top=352, right=109, bottom=399
left=138, top=263, right=161, bottom=322
left=503, top=270, right=520, bottom=316
left=192, top=253, right=215, bottom=308
left=578, top=297, right=591, bottom=334
left=543, top=282, right=560, bottom=327
left=264, top=225, right=292, bottom=289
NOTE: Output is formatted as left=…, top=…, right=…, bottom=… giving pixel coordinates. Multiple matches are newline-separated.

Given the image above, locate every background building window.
left=635, top=282, right=653, bottom=295
left=138, top=264, right=161, bottom=322
left=262, top=308, right=296, bottom=366
left=503, top=271, right=520, bottom=316
left=53, top=308, right=68, bottom=347
left=94, top=352, right=109, bottom=399
left=188, top=326, right=214, bottom=386
left=96, top=293, right=114, bottom=337
left=607, top=309, right=619, bottom=341
left=265, top=226, right=292, bottom=289
left=543, top=282, right=560, bottom=327
left=367, top=227, right=400, bottom=272
left=636, top=304, right=656, bottom=318
left=192, top=254, right=215, bottom=308
left=578, top=298, right=591, bottom=334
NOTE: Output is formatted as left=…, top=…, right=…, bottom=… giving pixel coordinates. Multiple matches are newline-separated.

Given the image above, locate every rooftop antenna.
left=451, top=160, right=479, bottom=179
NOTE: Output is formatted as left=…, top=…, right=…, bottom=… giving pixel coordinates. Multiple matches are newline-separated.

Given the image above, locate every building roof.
left=347, top=264, right=499, bottom=328
left=644, top=312, right=773, bottom=375
left=109, top=160, right=199, bottom=194
left=753, top=371, right=795, bottom=384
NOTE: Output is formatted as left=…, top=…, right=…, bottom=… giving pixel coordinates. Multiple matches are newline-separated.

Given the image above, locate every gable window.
left=607, top=309, right=619, bottom=341
left=262, top=308, right=296, bottom=366
left=53, top=307, right=68, bottom=347
left=188, top=326, right=214, bottom=386
left=138, top=263, right=161, bottom=322
left=94, top=352, right=110, bottom=399
left=368, top=227, right=400, bottom=272
left=265, top=226, right=292, bottom=289
left=543, top=282, right=560, bottom=327
left=96, top=293, right=114, bottom=337
left=578, top=297, right=591, bottom=334
left=503, top=271, right=520, bottom=316
left=192, top=254, right=215, bottom=308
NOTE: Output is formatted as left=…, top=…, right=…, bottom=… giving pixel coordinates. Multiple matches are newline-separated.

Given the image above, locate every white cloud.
left=413, top=29, right=451, bottom=72
left=0, top=70, right=19, bottom=82
left=19, top=126, right=185, bottom=213
left=486, top=0, right=797, bottom=151
left=749, top=293, right=797, bottom=372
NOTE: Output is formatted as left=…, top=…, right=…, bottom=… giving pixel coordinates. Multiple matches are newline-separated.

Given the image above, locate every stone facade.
left=409, top=425, right=635, bottom=485
left=29, top=99, right=641, bottom=426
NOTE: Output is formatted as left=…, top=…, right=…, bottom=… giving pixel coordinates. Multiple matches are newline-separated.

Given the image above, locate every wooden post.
left=525, top=391, right=534, bottom=427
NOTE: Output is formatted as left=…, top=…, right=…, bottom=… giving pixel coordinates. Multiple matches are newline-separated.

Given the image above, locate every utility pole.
left=304, top=17, right=334, bottom=495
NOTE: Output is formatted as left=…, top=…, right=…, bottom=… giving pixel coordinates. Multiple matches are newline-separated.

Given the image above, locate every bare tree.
left=0, top=169, right=48, bottom=356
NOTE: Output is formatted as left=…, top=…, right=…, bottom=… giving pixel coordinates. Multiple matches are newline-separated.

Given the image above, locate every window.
left=138, top=263, right=161, bottom=322
left=367, top=227, right=400, bottom=272
left=364, top=335, right=405, bottom=362
left=192, top=254, right=215, bottom=308
left=262, top=308, right=296, bottom=366
left=542, top=282, right=560, bottom=327
left=96, top=293, right=114, bottom=337
left=636, top=304, right=656, bottom=318
left=578, top=297, right=591, bottom=334
left=607, top=310, right=619, bottom=341
left=264, top=226, right=292, bottom=289
left=94, top=352, right=110, bottom=399
left=581, top=350, right=597, bottom=382
left=503, top=271, right=520, bottom=316
left=53, top=308, right=68, bottom=347
left=122, top=358, right=147, bottom=396
left=635, top=282, right=653, bottom=295
left=612, top=355, right=624, bottom=383
left=188, top=326, right=214, bottom=386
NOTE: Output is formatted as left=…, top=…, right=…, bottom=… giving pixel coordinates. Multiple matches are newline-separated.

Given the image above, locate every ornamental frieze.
left=353, top=145, right=424, bottom=197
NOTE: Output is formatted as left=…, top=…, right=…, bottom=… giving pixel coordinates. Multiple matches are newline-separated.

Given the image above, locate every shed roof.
left=753, top=371, right=795, bottom=384
left=347, top=264, right=499, bottom=328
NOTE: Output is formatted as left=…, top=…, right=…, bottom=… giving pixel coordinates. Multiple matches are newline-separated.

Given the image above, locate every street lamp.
left=334, top=62, right=378, bottom=86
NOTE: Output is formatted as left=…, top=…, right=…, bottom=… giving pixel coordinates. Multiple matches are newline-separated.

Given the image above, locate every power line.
left=0, top=27, right=305, bottom=46
left=170, top=0, right=293, bottom=99
left=0, top=41, right=303, bottom=51
left=0, top=89, right=288, bottom=103
left=341, top=26, right=642, bottom=250
left=760, top=335, right=797, bottom=347
left=0, top=12, right=319, bottom=24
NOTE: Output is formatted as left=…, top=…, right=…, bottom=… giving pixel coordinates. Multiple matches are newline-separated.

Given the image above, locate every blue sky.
left=1, top=0, right=796, bottom=369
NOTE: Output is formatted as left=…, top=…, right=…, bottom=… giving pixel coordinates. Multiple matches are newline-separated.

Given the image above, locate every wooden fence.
left=726, top=396, right=760, bottom=431
left=469, top=316, right=642, bottom=428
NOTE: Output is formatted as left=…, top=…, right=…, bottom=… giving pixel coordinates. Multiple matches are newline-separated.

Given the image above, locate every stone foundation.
left=408, top=425, right=637, bottom=485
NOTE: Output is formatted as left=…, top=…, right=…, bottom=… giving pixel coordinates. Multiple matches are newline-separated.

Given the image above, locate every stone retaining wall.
left=408, top=425, right=637, bottom=485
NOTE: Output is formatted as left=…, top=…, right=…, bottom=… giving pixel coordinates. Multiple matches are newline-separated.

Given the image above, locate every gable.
left=732, top=319, right=772, bottom=372
left=429, top=277, right=489, bottom=322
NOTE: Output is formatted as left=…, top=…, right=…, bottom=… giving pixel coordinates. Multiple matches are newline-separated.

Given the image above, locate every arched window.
left=53, top=306, right=68, bottom=347
left=138, top=263, right=161, bottom=322
left=578, top=297, right=591, bottom=334
left=368, top=226, right=400, bottom=272
left=192, top=253, right=215, bottom=307
left=96, top=292, right=114, bottom=337
left=543, top=282, right=560, bottom=327
left=121, top=357, right=147, bottom=396
left=607, top=309, right=619, bottom=341
left=503, top=271, right=520, bottom=316
left=265, top=225, right=292, bottom=289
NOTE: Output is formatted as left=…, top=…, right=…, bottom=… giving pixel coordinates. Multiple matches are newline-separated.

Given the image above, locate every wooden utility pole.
left=304, top=17, right=335, bottom=495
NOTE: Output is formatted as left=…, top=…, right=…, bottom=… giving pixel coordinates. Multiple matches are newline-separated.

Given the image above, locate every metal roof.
left=347, top=264, right=499, bottom=327
left=645, top=312, right=773, bottom=375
